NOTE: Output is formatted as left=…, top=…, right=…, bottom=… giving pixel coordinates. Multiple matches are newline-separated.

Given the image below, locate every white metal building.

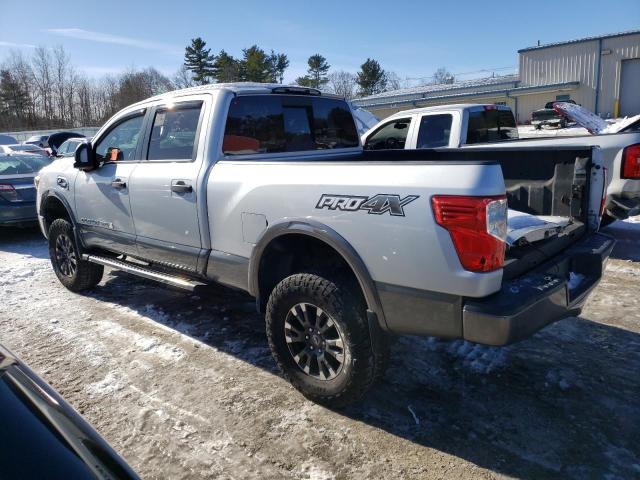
left=353, top=30, right=640, bottom=123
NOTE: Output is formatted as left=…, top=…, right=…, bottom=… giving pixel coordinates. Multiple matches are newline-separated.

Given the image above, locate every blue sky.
left=1, top=0, right=638, bottom=83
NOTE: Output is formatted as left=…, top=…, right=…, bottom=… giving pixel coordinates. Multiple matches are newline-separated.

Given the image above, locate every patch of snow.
left=545, top=369, right=575, bottom=391
left=297, top=461, right=336, bottom=480
left=447, top=340, right=509, bottom=373
left=518, top=125, right=590, bottom=138
left=85, top=372, right=123, bottom=396
left=606, top=263, right=640, bottom=276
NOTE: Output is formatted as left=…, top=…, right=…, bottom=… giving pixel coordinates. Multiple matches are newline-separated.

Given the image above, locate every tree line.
left=180, top=37, right=395, bottom=100
left=0, top=37, right=455, bottom=132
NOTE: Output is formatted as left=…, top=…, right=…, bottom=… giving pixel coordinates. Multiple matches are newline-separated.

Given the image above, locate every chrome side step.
left=82, top=254, right=207, bottom=292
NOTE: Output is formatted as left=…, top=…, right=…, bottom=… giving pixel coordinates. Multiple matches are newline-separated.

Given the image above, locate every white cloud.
left=47, top=28, right=182, bottom=55
left=0, top=41, right=36, bottom=49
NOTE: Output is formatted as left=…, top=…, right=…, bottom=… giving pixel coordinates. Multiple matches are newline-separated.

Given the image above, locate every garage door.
left=620, top=58, right=640, bottom=117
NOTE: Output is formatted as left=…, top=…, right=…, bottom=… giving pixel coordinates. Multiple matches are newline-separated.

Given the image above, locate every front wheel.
left=48, top=218, right=104, bottom=292
left=265, top=273, right=387, bottom=408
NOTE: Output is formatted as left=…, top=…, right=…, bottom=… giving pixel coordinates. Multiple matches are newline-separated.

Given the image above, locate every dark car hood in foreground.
left=0, top=345, right=139, bottom=480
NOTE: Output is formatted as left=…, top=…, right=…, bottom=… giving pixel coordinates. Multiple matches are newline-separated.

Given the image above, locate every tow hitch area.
left=462, top=232, right=615, bottom=346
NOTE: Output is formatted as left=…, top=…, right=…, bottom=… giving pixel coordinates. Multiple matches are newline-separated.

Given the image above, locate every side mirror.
left=73, top=141, right=97, bottom=171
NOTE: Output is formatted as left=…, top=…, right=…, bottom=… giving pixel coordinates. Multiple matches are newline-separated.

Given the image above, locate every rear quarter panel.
left=207, top=159, right=505, bottom=297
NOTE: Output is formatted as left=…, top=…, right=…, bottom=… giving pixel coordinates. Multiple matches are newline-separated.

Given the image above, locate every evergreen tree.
left=184, top=37, right=215, bottom=85
left=295, top=54, right=330, bottom=89
left=213, top=50, right=240, bottom=83
left=268, top=51, right=289, bottom=83
left=0, top=69, right=31, bottom=128
left=240, top=45, right=272, bottom=82
left=356, top=58, right=387, bottom=97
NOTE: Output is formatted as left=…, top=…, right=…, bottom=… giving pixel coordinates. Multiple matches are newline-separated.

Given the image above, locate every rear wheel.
left=48, top=218, right=103, bottom=292
left=265, top=273, right=388, bottom=408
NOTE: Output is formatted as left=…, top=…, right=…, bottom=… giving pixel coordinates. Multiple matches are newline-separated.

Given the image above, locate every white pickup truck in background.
left=362, top=103, right=640, bottom=225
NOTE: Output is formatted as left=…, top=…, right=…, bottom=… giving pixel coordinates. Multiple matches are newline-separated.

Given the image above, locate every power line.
left=405, top=65, right=517, bottom=83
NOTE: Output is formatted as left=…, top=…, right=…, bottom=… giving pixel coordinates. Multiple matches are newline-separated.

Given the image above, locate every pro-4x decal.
left=316, top=194, right=419, bottom=217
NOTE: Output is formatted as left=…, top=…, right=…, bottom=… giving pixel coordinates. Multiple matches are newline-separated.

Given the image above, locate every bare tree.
left=327, top=70, right=357, bottom=99
left=52, top=45, right=71, bottom=124
left=31, top=47, right=54, bottom=125
left=5, top=50, right=36, bottom=124
left=384, top=71, right=405, bottom=91
left=432, top=67, right=455, bottom=85
left=173, top=65, right=195, bottom=89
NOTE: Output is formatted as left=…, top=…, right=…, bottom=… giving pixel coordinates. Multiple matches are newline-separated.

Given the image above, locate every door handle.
left=171, top=181, right=192, bottom=193
left=111, top=179, right=127, bottom=189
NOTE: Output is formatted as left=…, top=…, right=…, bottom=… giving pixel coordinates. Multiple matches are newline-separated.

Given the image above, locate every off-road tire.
left=265, top=272, right=388, bottom=408
left=48, top=218, right=103, bottom=292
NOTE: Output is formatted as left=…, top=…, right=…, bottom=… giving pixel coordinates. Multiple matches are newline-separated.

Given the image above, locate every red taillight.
left=0, top=184, right=19, bottom=202
left=483, top=105, right=497, bottom=111
left=622, top=144, right=640, bottom=179
left=432, top=195, right=508, bottom=272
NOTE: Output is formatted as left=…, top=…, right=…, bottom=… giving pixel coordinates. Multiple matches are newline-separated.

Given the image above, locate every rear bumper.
left=605, top=193, right=640, bottom=220
left=463, top=232, right=614, bottom=345
left=531, top=118, right=562, bottom=126
left=377, top=232, right=614, bottom=345
left=0, top=202, right=37, bottom=226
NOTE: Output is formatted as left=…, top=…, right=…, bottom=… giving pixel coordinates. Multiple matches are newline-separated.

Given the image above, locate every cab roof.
left=386, top=103, right=512, bottom=118
left=142, top=82, right=343, bottom=104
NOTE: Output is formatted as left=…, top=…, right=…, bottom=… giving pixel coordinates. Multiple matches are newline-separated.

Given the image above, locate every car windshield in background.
left=0, top=155, right=51, bottom=175
left=466, top=108, right=518, bottom=144
left=223, top=95, right=359, bottom=155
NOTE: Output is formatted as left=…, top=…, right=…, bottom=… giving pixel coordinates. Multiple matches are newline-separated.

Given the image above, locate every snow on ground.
left=0, top=222, right=639, bottom=479
left=518, top=124, right=591, bottom=138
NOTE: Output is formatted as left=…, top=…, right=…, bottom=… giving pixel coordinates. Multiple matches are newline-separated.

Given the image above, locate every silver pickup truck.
left=36, top=84, right=613, bottom=406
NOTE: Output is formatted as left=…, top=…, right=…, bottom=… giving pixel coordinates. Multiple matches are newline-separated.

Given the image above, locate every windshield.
left=0, top=154, right=51, bottom=175
left=466, top=108, right=518, bottom=144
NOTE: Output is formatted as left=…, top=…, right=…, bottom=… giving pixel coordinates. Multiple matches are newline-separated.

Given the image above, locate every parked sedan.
left=0, top=343, right=139, bottom=479
left=0, top=144, right=50, bottom=156
left=0, top=154, right=52, bottom=226
left=0, top=134, right=18, bottom=145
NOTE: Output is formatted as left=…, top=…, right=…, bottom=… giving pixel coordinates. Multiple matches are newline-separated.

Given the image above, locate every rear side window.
left=147, top=103, right=202, bottom=161
left=416, top=114, right=452, bottom=148
left=466, top=109, right=518, bottom=144
left=223, top=95, right=358, bottom=155
left=364, top=118, right=411, bottom=150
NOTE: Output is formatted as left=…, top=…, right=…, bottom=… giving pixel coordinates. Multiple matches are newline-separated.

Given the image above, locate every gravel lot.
left=1, top=220, right=639, bottom=480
